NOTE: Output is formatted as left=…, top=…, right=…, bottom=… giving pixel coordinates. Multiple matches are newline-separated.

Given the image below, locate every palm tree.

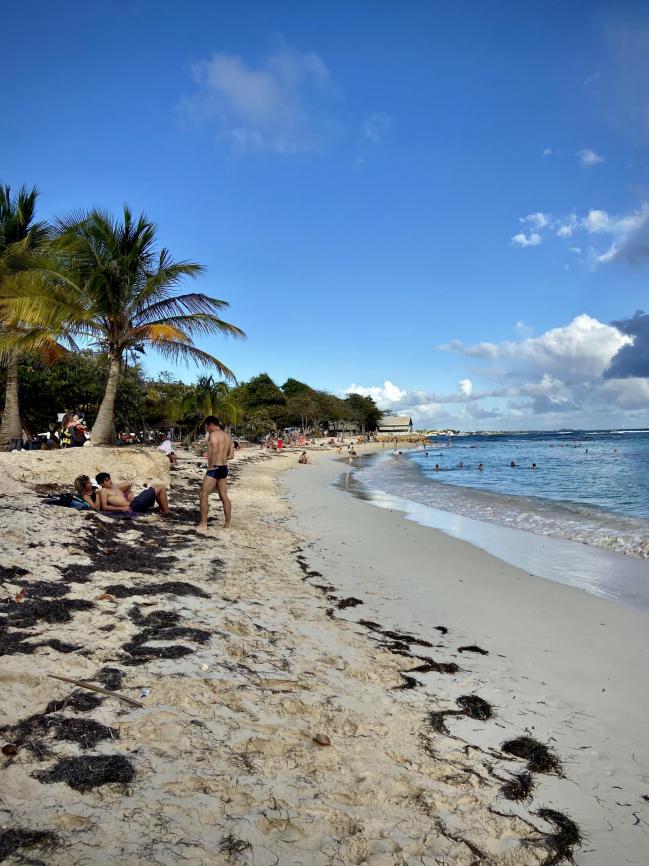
left=3, top=207, right=245, bottom=445
left=0, top=185, right=58, bottom=447
left=182, top=375, right=242, bottom=432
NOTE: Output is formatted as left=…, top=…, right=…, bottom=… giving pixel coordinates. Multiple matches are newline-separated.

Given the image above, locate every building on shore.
left=377, top=415, right=413, bottom=435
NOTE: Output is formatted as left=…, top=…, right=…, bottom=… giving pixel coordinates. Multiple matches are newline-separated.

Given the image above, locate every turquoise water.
left=357, top=431, right=649, bottom=558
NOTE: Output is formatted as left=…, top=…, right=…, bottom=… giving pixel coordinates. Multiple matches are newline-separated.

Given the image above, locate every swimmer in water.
left=478, top=463, right=484, bottom=471
left=435, top=464, right=441, bottom=471
left=510, top=460, right=516, bottom=467
left=532, top=463, right=537, bottom=470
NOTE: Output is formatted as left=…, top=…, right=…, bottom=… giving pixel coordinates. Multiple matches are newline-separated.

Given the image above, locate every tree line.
left=0, top=357, right=382, bottom=441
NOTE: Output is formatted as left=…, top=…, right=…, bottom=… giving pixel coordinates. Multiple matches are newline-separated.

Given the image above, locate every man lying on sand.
left=197, top=416, right=234, bottom=532
left=96, top=472, right=170, bottom=514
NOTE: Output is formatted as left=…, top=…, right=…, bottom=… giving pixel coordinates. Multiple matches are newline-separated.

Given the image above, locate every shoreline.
left=284, top=444, right=649, bottom=866
left=337, top=452, right=649, bottom=614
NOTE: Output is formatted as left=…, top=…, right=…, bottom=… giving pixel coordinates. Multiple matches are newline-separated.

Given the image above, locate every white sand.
left=0, top=443, right=644, bottom=864
left=284, top=445, right=649, bottom=866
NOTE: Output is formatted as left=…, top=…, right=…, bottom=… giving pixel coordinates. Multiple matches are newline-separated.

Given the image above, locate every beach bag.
left=42, top=492, right=91, bottom=510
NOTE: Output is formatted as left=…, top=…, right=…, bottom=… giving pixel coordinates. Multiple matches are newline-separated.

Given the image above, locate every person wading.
left=197, top=416, right=234, bottom=532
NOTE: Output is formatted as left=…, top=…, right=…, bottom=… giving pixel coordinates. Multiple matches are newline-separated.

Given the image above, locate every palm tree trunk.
left=91, top=354, right=121, bottom=446
left=0, top=354, right=22, bottom=448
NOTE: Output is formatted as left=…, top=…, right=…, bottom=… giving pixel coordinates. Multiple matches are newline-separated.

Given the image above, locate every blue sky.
left=2, top=0, right=649, bottom=429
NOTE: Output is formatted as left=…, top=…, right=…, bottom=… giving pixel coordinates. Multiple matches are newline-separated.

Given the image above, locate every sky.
left=2, top=0, right=649, bottom=430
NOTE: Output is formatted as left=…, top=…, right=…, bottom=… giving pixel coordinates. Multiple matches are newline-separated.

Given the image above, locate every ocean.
left=354, top=430, right=649, bottom=560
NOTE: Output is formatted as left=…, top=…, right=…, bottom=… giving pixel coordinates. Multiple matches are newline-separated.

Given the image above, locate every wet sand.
left=284, top=445, right=649, bottom=866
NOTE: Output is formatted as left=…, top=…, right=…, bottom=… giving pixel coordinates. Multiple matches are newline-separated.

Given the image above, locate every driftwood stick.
left=47, top=674, right=144, bottom=708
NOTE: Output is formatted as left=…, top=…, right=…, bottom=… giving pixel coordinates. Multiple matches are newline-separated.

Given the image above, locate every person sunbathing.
left=74, top=475, right=100, bottom=510
left=95, top=472, right=170, bottom=514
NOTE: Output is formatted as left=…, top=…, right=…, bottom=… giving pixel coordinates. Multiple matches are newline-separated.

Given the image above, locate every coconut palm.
left=0, top=185, right=64, bottom=447
left=3, top=207, right=245, bottom=445
left=182, top=375, right=242, bottom=431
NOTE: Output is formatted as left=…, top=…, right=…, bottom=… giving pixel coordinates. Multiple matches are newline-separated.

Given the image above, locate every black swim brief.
left=206, top=465, right=228, bottom=480
left=131, top=486, right=156, bottom=512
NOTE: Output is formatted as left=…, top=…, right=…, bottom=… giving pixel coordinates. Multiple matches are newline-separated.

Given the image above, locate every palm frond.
left=150, top=339, right=237, bottom=381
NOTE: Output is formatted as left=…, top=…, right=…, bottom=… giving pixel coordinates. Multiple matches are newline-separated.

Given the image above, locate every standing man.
left=197, top=416, right=234, bottom=532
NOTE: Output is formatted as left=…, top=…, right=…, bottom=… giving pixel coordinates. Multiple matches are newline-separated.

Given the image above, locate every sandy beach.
left=0, top=443, right=646, bottom=864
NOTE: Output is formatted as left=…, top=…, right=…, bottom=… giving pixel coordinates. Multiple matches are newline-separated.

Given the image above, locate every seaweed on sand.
left=34, top=754, right=135, bottom=792
left=121, top=624, right=210, bottom=664
left=218, top=833, right=252, bottom=861
left=0, top=564, right=29, bottom=581
left=502, top=736, right=563, bottom=775
left=407, top=657, right=460, bottom=675
left=500, top=771, right=534, bottom=801
left=0, top=630, right=81, bottom=657
left=535, top=808, right=581, bottom=865
left=458, top=644, right=489, bottom=655
left=456, top=694, right=493, bottom=720
left=104, top=581, right=209, bottom=599
left=0, top=828, right=58, bottom=863
left=94, top=667, right=125, bottom=691
left=12, top=579, right=70, bottom=598
left=128, top=605, right=181, bottom=628
left=357, top=619, right=434, bottom=648
left=428, top=711, right=451, bottom=734
left=1, top=597, right=94, bottom=628
left=392, top=674, right=422, bottom=690
left=45, top=691, right=103, bottom=714
left=0, top=712, right=117, bottom=758
left=337, top=596, right=364, bottom=609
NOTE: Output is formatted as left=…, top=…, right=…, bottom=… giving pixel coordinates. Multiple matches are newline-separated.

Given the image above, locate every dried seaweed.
left=502, top=736, right=563, bottom=775
left=407, top=657, right=460, bottom=675
left=35, top=754, right=135, bottom=791
left=0, top=828, right=58, bottom=863
left=0, top=712, right=117, bottom=757
left=500, top=771, right=534, bottom=801
left=458, top=644, right=489, bottom=655
left=122, top=623, right=210, bottom=664
left=0, top=564, right=30, bottom=581
left=94, top=667, right=125, bottom=691
left=0, top=630, right=81, bottom=657
left=218, top=833, right=252, bottom=861
left=129, top=605, right=181, bottom=628
left=429, top=712, right=451, bottom=734
left=456, top=694, right=493, bottom=720
left=1, top=597, right=94, bottom=628
left=45, top=691, right=103, bottom=714
left=104, top=581, right=209, bottom=599
left=392, top=674, right=422, bottom=690
left=337, top=596, right=364, bottom=609
left=536, top=808, right=581, bottom=865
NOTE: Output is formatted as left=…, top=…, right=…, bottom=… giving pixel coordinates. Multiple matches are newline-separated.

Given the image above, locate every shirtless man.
left=96, top=472, right=170, bottom=514
left=197, top=416, right=234, bottom=532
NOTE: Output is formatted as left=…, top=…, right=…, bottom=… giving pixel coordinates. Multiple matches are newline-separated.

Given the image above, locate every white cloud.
left=521, top=212, right=550, bottom=230
left=346, top=380, right=406, bottom=405
left=583, top=209, right=609, bottom=232
left=458, top=378, right=473, bottom=396
left=511, top=231, right=542, bottom=247
left=512, top=203, right=649, bottom=265
left=363, top=112, right=392, bottom=143
left=542, top=148, right=554, bottom=157
left=183, top=41, right=339, bottom=154
left=443, top=314, right=631, bottom=380
left=577, top=148, right=604, bottom=167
